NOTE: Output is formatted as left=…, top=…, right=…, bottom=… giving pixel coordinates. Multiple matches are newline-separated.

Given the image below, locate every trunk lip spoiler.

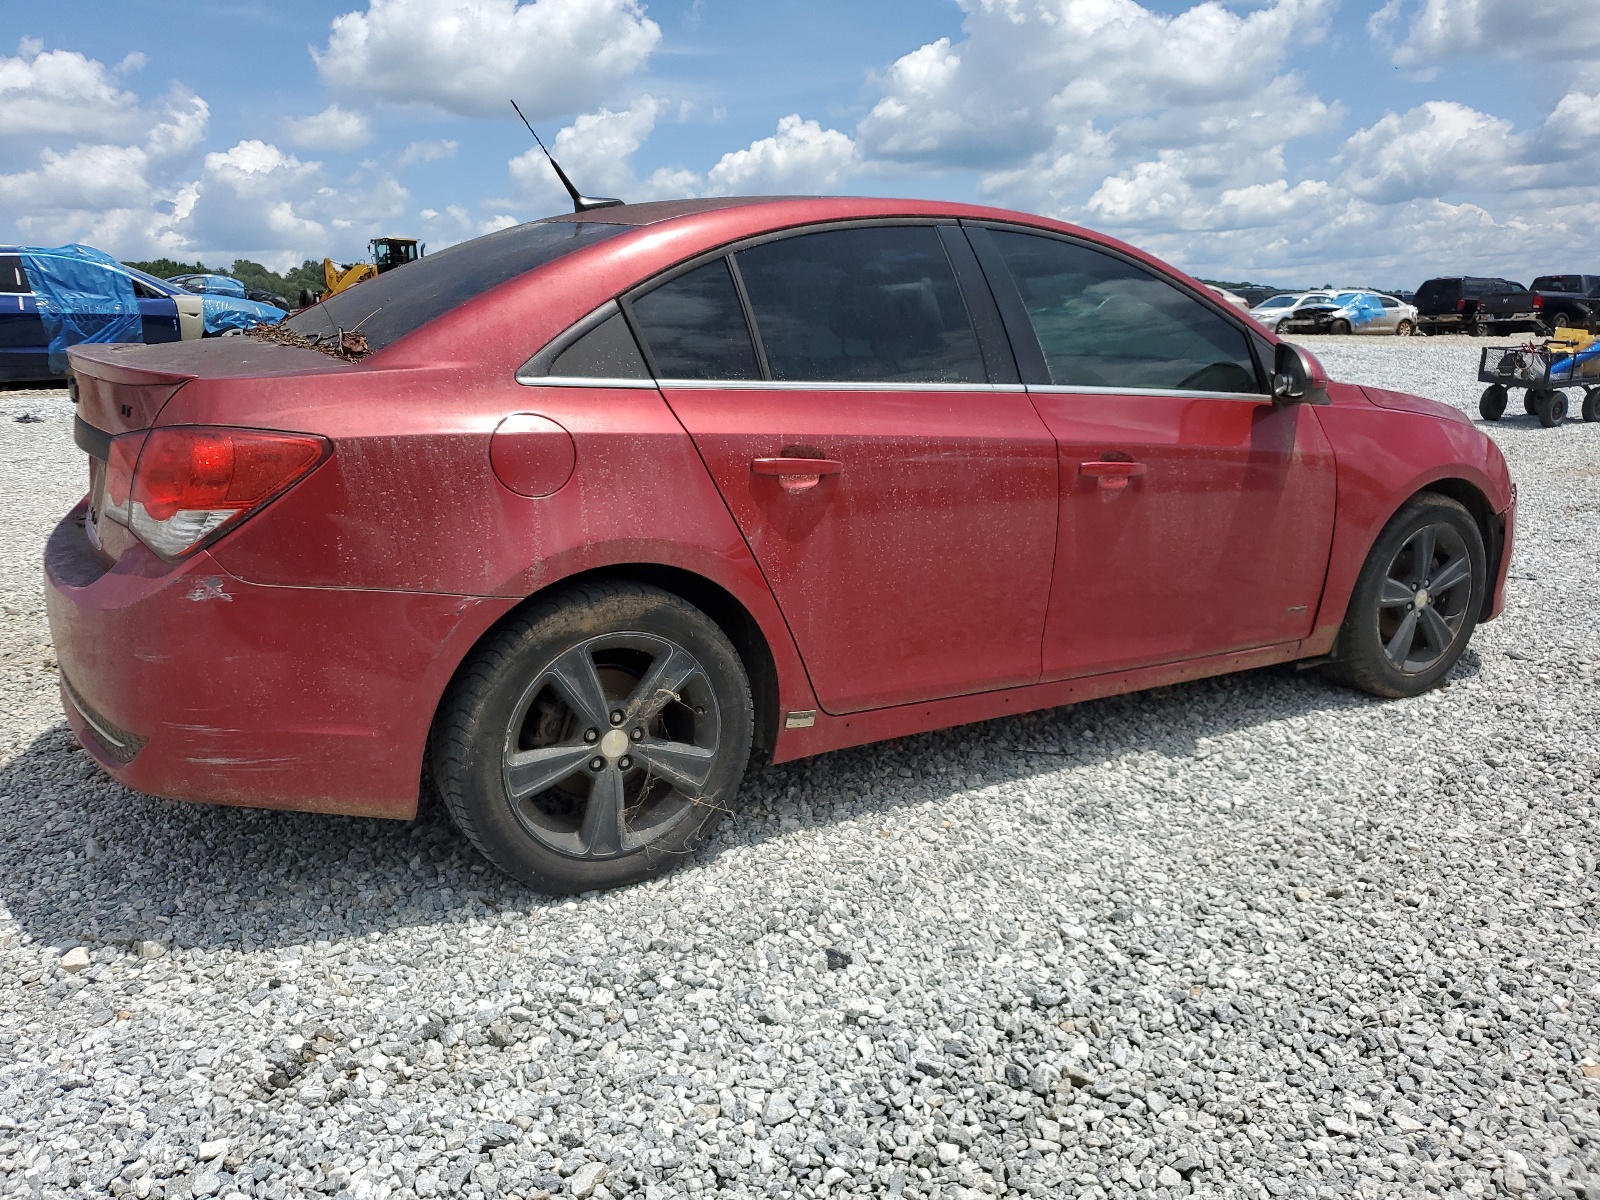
left=67, top=345, right=198, bottom=387
left=74, top=415, right=113, bottom=459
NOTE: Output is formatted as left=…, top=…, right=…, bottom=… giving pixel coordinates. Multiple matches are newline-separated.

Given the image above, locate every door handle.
left=751, top=457, right=842, bottom=492
left=1079, top=460, right=1146, bottom=492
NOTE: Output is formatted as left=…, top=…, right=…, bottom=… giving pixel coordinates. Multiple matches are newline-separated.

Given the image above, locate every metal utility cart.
left=1477, top=329, right=1600, bottom=427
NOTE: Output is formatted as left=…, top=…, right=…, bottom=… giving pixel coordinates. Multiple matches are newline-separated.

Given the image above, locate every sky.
left=3, top=0, right=1599, bottom=288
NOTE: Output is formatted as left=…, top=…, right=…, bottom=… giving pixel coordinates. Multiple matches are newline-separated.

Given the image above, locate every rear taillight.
left=103, top=426, right=328, bottom=559
left=1533, top=295, right=1543, bottom=309
left=1456, top=298, right=1467, bottom=311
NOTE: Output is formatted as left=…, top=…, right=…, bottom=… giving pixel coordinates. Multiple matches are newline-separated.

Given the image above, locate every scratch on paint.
left=186, top=576, right=233, bottom=603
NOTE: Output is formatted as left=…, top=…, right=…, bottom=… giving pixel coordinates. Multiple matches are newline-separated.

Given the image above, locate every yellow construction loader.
left=299, top=237, right=423, bottom=308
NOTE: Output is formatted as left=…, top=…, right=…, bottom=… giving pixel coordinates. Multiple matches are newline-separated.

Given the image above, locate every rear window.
left=1415, top=278, right=1460, bottom=307
left=284, top=220, right=627, bottom=352
left=1533, top=276, right=1581, bottom=293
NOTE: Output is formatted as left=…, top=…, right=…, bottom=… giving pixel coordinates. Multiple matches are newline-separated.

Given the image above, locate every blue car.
left=0, top=245, right=205, bottom=381
left=166, top=273, right=289, bottom=334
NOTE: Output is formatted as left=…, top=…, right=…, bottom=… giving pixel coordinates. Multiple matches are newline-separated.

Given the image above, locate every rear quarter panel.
left=165, top=368, right=822, bottom=726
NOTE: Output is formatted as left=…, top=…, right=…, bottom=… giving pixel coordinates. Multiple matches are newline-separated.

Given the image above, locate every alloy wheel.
left=501, top=632, right=721, bottom=860
left=1375, top=522, right=1474, bottom=673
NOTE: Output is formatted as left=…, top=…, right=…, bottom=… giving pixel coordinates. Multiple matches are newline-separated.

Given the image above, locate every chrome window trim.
left=516, top=374, right=658, bottom=389
left=653, top=379, right=1028, bottom=393
left=1026, top=384, right=1270, bottom=402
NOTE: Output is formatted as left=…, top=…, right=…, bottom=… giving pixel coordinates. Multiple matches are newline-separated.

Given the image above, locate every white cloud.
left=284, top=104, right=372, bottom=151
left=316, top=0, right=660, bottom=118
left=0, top=143, right=154, bottom=212
left=1379, top=0, right=1600, bottom=67
left=0, top=42, right=143, bottom=138
left=398, top=138, right=457, bottom=166
left=857, top=0, right=1335, bottom=168
left=705, top=115, right=857, bottom=195
left=1339, top=101, right=1521, bottom=204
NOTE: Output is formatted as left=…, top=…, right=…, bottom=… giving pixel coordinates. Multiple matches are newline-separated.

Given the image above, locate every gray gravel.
left=0, top=343, right=1596, bottom=1200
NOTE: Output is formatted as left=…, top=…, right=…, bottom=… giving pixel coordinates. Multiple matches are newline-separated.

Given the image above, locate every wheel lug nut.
left=584, top=729, right=598, bottom=743
left=590, top=757, right=605, bottom=771
left=631, top=728, right=643, bottom=741
left=618, top=756, right=632, bottom=770
left=610, top=710, right=624, bottom=725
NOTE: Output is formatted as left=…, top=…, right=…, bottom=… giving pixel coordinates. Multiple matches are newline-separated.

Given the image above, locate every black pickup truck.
left=1477, top=274, right=1600, bottom=333
left=1414, top=276, right=1524, bottom=335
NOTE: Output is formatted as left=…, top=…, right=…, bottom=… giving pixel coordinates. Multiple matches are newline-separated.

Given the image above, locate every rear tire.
left=1553, top=312, right=1572, bottom=329
left=430, top=582, right=754, bottom=893
left=1584, top=388, right=1600, bottom=422
left=1323, top=495, right=1485, bottom=699
left=1532, top=389, right=1568, bottom=427
left=1396, top=320, right=1414, bottom=336
left=1478, top=385, right=1507, bottom=421
left=1467, top=315, right=1487, bottom=336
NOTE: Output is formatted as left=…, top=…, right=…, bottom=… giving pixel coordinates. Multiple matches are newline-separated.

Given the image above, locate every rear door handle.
left=751, top=457, right=842, bottom=492
left=1079, top=460, right=1146, bottom=492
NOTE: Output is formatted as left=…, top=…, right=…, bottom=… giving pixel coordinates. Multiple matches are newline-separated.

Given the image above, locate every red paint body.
left=45, top=197, right=1516, bottom=819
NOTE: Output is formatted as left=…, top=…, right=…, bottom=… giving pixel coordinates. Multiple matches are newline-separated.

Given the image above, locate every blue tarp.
left=173, top=274, right=287, bottom=334
left=1335, top=292, right=1386, bottom=329
left=20, top=244, right=142, bottom=373
left=201, top=294, right=286, bottom=334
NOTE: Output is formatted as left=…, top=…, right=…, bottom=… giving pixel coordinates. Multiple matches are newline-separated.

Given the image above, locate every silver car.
left=1248, top=292, right=1334, bottom=332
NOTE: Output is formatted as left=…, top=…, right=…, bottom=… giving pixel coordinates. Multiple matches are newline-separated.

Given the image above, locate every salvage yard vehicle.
left=1415, top=275, right=1524, bottom=336
left=1477, top=274, right=1600, bottom=335
left=47, top=197, right=1516, bottom=893
left=300, top=236, right=424, bottom=308
left=164, top=273, right=287, bottom=334
left=0, top=244, right=203, bottom=381
left=1248, top=291, right=1332, bottom=332
left=1270, top=291, right=1413, bottom=336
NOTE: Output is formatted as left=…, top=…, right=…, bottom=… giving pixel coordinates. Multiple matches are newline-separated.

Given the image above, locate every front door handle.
left=751, top=457, right=842, bottom=492
left=1079, top=460, right=1147, bottom=492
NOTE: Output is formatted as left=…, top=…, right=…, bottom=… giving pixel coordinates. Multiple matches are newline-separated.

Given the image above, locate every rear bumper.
left=44, top=502, right=512, bottom=819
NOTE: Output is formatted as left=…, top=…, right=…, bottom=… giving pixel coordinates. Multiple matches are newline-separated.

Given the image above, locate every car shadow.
left=0, top=653, right=1480, bottom=955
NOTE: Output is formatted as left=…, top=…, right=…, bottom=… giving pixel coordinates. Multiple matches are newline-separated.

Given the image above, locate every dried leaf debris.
left=244, top=321, right=372, bottom=362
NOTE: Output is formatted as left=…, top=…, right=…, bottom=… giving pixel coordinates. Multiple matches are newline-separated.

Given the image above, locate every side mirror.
left=1273, top=341, right=1330, bottom=405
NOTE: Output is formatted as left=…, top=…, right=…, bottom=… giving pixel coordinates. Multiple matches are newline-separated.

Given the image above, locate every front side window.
left=734, top=225, right=985, bottom=384
left=630, top=258, right=760, bottom=381
left=988, top=229, right=1260, bottom=393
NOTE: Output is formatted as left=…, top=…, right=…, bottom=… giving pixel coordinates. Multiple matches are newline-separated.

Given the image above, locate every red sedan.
left=46, top=197, right=1515, bottom=892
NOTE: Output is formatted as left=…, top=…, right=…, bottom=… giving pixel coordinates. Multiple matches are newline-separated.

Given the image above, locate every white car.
left=1248, top=292, right=1334, bottom=332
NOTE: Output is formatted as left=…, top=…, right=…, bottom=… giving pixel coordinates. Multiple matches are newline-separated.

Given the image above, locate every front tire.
left=1323, top=495, right=1485, bottom=699
left=1584, top=388, right=1600, bottom=422
left=431, top=582, right=754, bottom=893
left=1331, top=318, right=1352, bottom=335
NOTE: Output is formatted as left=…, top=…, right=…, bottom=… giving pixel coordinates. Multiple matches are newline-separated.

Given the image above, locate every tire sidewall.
left=434, top=588, right=754, bottom=893
left=1341, top=498, right=1486, bottom=697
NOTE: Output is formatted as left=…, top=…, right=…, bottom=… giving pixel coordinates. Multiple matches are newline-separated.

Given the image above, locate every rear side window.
left=630, top=258, right=760, bottom=381
left=733, top=225, right=985, bottom=384
left=987, top=229, right=1260, bottom=393
left=284, top=219, right=627, bottom=352
left=548, top=310, right=649, bottom=380
left=0, top=255, right=29, bottom=294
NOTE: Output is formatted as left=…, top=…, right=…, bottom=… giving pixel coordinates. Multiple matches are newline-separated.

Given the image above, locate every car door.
left=635, top=223, right=1059, bottom=714
left=1374, top=295, right=1401, bottom=334
left=966, top=223, right=1336, bottom=681
left=0, top=253, right=48, bottom=380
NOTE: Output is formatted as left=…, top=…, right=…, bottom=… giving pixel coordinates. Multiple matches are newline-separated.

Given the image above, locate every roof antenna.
left=510, top=99, right=623, bottom=213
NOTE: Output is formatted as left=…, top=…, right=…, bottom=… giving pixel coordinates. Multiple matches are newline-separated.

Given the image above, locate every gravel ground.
left=0, top=341, right=1595, bottom=1200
